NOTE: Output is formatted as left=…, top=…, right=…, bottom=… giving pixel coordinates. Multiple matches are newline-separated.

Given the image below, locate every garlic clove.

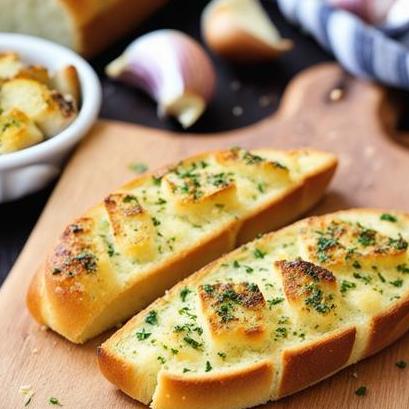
left=202, top=0, right=293, bottom=63
left=106, top=30, right=216, bottom=128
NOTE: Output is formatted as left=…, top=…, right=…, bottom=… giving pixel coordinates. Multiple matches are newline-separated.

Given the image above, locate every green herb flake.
left=136, top=328, right=151, bottom=341
left=388, top=235, right=408, bottom=251
left=205, top=361, right=212, bottom=372
left=254, top=248, right=267, bottom=259
left=395, top=360, right=407, bottom=369
left=352, top=260, right=361, bottom=269
left=380, top=213, right=397, bottom=223
left=377, top=273, right=386, bottom=283
left=390, top=279, right=403, bottom=288
left=48, top=397, right=62, bottom=406
left=183, top=368, right=191, bottom=373
left=267, top=297, right=284, bottom=308
left=157, top=356, right=166, bottom=364
left=145, top=310, right=158, bottom=325
left=129, top=162, right=148, bottom=174
left=340, top=280, right=357, bottom=294
left=180, top=287, right=192, bottom=302
left=183, top=336, right=203, bottom=350
left=217, top=352, right=227, bottom=360
left=354, top=386, right=367, bottom=397
left=397, top=264, right=409, bottom=274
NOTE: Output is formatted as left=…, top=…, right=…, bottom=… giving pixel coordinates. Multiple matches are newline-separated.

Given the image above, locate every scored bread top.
left=28, top=147, right=337, bottom=343
left=99, top=209, right=409, bottom=409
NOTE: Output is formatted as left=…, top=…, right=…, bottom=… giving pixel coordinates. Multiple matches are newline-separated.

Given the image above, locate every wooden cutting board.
left=1, top=63, right=409, bottom=409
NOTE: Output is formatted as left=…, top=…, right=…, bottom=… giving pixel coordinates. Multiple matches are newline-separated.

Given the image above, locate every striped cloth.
left=276, top=0, right=409, bottom=89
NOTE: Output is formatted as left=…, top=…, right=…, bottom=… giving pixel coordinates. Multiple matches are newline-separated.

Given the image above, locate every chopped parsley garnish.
left=180, top=287, right=192, bottom=302
left=217, top=352, right=227, bottom=359
left=178, top=307, right=197, bottom=320
left=340, top=280, right=356, bottom=294
left=48, top=397, right=62, bottom=406
left=352, top=260, right=361, bottom=269
left=157, top=356, right=166, bottom=364
left=183, top=336, right=203, bottom=350
left=257, top=183, right=265, bottom=193
left=397, top=264, right=409, bottom=274
left=254, top=248, right=267, bottom=259
left=357, top=227, right=377, bottom=247
left=129, top=162, right=148, bottom=174
left=122, top=194, right=139, bottom=203
left=304, top=284, right=334, bottom=313
left=395, top=360, right=407, bottom=369
left=145, top=310, right=158, bottom=325
left=233, top=260, right=240, bottom=268
left=152, top=175, right=162, bottom=186
left=183, top=368, right=191, bottom=373
left=316, top=234, right=339, bottom=263
left=388, top=235, right=408, bottom=251
left=136, top=328, right=151, bottom=341
left=152, top=217, right=161, bottom=226
left=155, top=197, right=167, bottom=205
left=267, top=297, right=284, bottom=308
left=275, top=327, right=288, bottom=339
left=380, top=213, right=397, bottom=222
left=390, top=279, right=403, bottom=288
left=354, top=386, right=367, bottom=397
left=203, top=284, right=214, bottom=294
left=377, top=273, right=386, bottom=283
left=353, top=272, right=372, bottom=285
left=52, top=268, right=61, bottom=275
left=205, top=361, right=212, bottom=372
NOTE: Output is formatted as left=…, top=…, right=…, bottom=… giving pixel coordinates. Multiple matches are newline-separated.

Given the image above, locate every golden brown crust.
left=152, top=360, right=274, bottom=409
left=61, top=0, right=169, bottom=56
left=364, top=297, right=409, bottom=357
left=278, top=327, right=356, bottom=397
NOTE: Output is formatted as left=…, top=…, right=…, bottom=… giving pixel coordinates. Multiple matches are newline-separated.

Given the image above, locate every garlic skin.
left=202, top=0, right=293, bottom=63
left=328, top=0, right=396, bottom=24
left=106, top=30, right=216, bottom=128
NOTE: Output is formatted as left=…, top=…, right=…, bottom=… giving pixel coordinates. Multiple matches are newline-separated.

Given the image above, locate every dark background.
left=0, top=0, right=355, bottom=284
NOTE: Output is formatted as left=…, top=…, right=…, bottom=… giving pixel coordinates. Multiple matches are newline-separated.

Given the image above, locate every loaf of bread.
left=98, top=209, right=409, bottom=409
left=27, top=147, right=337, bottom=343
left=0, top=0, right=168, bottom=57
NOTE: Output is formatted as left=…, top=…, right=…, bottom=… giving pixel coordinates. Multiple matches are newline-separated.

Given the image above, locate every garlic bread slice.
left=27, top=147, right=337, bottom=343
left=99, top=209, right=409, bottom=409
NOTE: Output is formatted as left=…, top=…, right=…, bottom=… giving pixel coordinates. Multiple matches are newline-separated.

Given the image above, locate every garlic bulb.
left=328, top=0, right=396, bottom=24
left=202, top=0, right=293, bottom=63
left=106, top=30, right=216, bottom=128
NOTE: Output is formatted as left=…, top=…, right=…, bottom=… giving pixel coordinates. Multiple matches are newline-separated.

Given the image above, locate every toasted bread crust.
left=152, top=360, right=274, bottom=409
left=61, top=0, right=168, bottom=56
left=278, top=327, right=356, bottom=397
left=98, top=209, right=409, bottom=409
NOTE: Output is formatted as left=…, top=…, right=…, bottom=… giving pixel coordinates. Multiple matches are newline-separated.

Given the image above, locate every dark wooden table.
left=0, top=0, right=346, bottom=284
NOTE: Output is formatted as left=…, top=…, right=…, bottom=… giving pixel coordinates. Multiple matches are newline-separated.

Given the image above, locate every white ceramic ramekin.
left=0, top=33, right=101, bottom=202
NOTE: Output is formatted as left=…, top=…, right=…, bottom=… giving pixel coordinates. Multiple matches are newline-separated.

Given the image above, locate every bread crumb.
left=352, top=371, right=358, bottom=378
left=329, top=88, right=343, bottom=102
left=232, top=106, right=243, bottom=116
left=19, top=384, right=34, bottom=406
left=32, top=348, right=39, bottom=354
left=258, top=95, right=273, bottom=108
left=40, top=325, right=48, bottom=332
left=230, top=80, right=241, bottom=91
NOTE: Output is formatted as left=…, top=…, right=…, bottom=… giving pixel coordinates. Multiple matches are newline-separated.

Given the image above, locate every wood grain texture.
left=1, top=63, right=409, bottom=408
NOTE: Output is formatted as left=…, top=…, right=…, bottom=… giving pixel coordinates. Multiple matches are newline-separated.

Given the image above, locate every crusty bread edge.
left=98, top=209, right=409, bottom=409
